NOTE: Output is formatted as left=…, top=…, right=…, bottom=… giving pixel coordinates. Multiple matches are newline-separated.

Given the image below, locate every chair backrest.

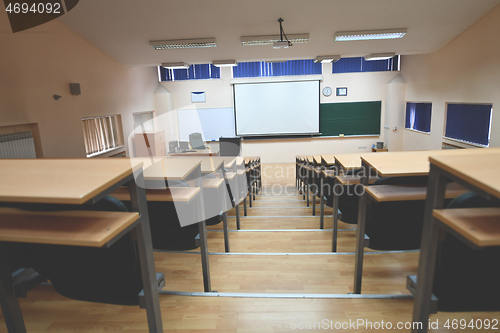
left=189, top=132, right=205, bottom=149
left=25, top=196, right=144, bottom=306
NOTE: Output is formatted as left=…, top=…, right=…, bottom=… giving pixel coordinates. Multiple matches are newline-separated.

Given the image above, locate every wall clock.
left=322, top=86, right=333, bottom=97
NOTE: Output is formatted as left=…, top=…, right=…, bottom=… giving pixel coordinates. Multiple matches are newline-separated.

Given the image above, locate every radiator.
left=0, top=131, right=37, bottom=158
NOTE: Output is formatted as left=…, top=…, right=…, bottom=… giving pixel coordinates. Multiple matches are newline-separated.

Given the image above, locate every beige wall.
left=401, top=4, right=500, bottom=151
left=161, top=63, right=398, bottom=163
left=0, top=16, right=158, bottom=157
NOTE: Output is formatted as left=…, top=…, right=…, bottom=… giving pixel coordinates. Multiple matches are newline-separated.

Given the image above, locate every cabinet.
left=134, top=131, right=166, bottom=157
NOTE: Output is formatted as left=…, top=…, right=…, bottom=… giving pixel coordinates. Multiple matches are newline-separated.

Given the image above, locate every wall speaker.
left=70, top=83, right=81, bottom=95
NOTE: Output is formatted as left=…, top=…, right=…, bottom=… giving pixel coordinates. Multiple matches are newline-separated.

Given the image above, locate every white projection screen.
left=234, top=80, right=320, bottom=136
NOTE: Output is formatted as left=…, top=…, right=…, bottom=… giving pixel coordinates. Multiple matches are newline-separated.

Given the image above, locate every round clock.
left=322, top=86, right=332, bottom=97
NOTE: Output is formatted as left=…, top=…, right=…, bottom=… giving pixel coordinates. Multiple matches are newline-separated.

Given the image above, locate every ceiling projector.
left=273, top=41, right=289, bottom=49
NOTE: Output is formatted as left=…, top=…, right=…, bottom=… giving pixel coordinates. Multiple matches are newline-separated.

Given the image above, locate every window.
left=445, top=103, right=492, bottom=146
left=133, top=111, right=155, bottom=132
left=159, top=64, right=220, bottom=81
left=405, top=102, right=432, bottom=133
left=332, top=56, right=399, bottom=74
left=232, top=59, right=322, bottom=78
left=82, top=114, right=124, bottom=157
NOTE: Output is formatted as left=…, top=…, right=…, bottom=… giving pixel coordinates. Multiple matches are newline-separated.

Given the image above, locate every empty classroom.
left=1, top=1, right=500, bottom=332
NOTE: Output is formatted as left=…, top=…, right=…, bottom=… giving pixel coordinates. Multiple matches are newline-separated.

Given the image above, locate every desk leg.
left=332, top=178, right=340, bottom=252
left=243, top=197, right=247, bottom=216
left=194, top=167, right=211, bottom=293
left=248, top=187, right=252, bottom=207
left=0, top=244, right=26, bottom=333
left=306, top=175, right=310, bottom=207
left=312, top=184, right=316, bottom=216
left=128, top=176, right=163, bottom=333
left=411, top=167, right=447, bottom=333
left=353, top=161, right=369, bottom=294
left=235, top=205, right=241, bottom=231
left=222, top=211, right=230, bottom=252
left=319, top=177, right=324, bottom=229
left=198, top=220, right=211, bottom=292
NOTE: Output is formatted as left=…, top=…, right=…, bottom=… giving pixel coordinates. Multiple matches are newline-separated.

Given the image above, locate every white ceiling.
left=59, top=0, right=500, bottom=67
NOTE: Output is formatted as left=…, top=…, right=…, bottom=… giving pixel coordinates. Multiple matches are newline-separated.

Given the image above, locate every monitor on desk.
left=189, top=132, right=206, bottom=150
left=168, top=140, right=178, bottom=153
left=179, top=141, right=189, bottom=151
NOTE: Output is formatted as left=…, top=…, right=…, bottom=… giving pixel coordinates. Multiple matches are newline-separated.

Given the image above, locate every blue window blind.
left=445, top=103, right=492, bottom=146
left=332, top=56, right=399, bottom=74
left=405, top=102, right=432, bottom=133
left=232, top=59, right=322, bottom=78
left=159, top=64, right=220, bottom=81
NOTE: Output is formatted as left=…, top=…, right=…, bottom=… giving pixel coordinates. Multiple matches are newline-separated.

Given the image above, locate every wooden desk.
left=163, top=156, right=224, bottom=175
left=137, top=157, right=213, bottom=291
left=0, top=208, right=140, bottom=248
left=169, top=149, right=219, bottom=157
left=321, top=154, right=335, bottom=166
left=353, top=148, right=500, bottom=294
left=0, top=159, right=163, bottom=333
left=371, top=147, right=388, bottom=152
left=411, top=150, right=500, bottom=333
left=335, top=153, right=364, bottom=171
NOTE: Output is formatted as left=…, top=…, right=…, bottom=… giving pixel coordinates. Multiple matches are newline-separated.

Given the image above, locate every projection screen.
left=233, top=80, right=320, bottom=136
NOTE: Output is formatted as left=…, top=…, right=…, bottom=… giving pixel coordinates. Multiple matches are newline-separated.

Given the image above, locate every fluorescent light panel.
left=314, top=55, right=341, bottom=63
left=334, top=29, right=407, bottom=41
left=364, top=52, right=396, bottom=61
left=241, top=34, right=309, bottom=46
left=150, top=38, right=217, bottom=50
left=212, top=60, right=238, bottom=67
left=161, top=62, right=190, bottom=69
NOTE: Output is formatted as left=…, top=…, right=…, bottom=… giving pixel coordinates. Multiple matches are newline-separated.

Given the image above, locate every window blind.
left=159, top=64, right=220, bottom=81
left=332, top=56, right=399, bottom=74
left=232, top=59, right=322, bottom=78
left=405, top=102, right=432, bottom=133
left=445, top=103, right=492, bottom=146
left=82, top=115, right=124, bottom=157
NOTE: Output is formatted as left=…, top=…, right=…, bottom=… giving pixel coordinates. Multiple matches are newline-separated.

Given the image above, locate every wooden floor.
left=1, top=163, right=499, bottom=332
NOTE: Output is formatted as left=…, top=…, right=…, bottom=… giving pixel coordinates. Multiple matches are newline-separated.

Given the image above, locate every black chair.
left=433, top=192, right=500, bottom=312
left=25, top=196, right=144, bottom=306
left=364, top=176, right=430, bottom=250
left=120, top=181, right=220, bottom=251
left=323, top=168, right=368, bottom=224
left=219, top=137, right=241, bottom=156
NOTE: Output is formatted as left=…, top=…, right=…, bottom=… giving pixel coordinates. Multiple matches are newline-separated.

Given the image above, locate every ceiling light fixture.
left=241, top=34, right=309, bottom=46
left=334, top=29, right=407, bottom=41
left=212, top=60, right=238, bottom=67
left=364, top=52, right=396, bottom=61
left=161, top=62, right=190, bottom=69
left=150, top=38, right=217, bottom=50
left=314, top=55, right=341, bottom=63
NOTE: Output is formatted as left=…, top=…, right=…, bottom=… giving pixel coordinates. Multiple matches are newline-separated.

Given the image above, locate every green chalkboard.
left=319, top=101, right=381, bottom=136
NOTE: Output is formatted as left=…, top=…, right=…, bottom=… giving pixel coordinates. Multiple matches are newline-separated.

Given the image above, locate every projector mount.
left=274, top=18, right=292, bottom=49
